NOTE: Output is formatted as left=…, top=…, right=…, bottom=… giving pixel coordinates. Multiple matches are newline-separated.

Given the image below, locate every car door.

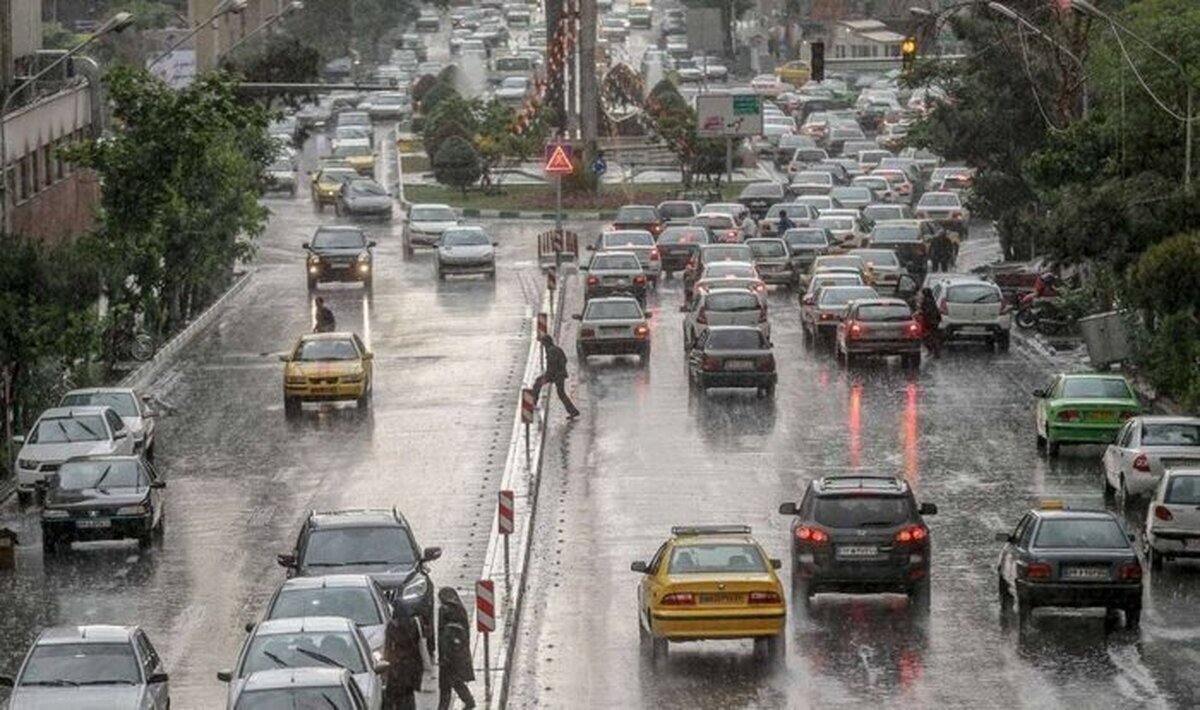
left=1105, top=422, right=1136, bottom=488
left=135, top=630, right=169, bottom=709
left=639, top=542, right=670, bottom=628
left=105, top=409, right=134, bottom=454
left=999, top=514, right=1032, bottom=591
left=688, top=332, right=709, bottom=376
left=1036, top=376, right=1060, bottom=436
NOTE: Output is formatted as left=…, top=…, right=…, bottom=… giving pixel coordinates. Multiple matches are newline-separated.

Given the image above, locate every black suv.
left=277, top=508, right=441, bottom=647
left=778, top=475, right=937, bottom=612
left=304, top=226, right=376, bottom=292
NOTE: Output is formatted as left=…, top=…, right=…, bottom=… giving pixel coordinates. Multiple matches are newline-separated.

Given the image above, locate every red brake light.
left=633, top=274, right=647, bottom=285
left=895, top=525, right=928, bottom=543
left=1132, top=454, right=1151, bottom=473
left=1154, top=505, right=1174, bottom=521
left=650, top=248, right=661, bottom=260
left=820, top=312, right=836, bottom=321
left=702, top=357, right=720, bottom=371
left=1056, top=410, right=1081, bottom=422
left=748, top=591, right=782, bottom=605
left=661, top=592, right=696, bottom=606
left=756, top=355, right=775, bottom=371
left=848, top=321, right=864, bottom=339
left=634, top=324, right=649, bottom=338
left=795, top=526, right=829, bottom=544
left=1023, top=562, right=1052, bottom=579
left=1118, top=563, right=1142, bottom=581
left=580, top=328, right=595, bottom=338
left=906, top=321, right=921, bottom=338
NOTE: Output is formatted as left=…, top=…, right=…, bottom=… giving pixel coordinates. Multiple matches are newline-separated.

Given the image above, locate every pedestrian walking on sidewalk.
left=533, top=334, right=581, bottom=419
left=383, top=613, right=424, bottom=710
left=437, top=587, right=476, bottom=710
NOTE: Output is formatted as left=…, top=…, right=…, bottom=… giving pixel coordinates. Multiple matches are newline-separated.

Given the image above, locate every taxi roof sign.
left=1038, top=499, right=1066, bottom=510
left=671, top=525, right=752, bottom=536
left=544, top=143, right=574, bottom=175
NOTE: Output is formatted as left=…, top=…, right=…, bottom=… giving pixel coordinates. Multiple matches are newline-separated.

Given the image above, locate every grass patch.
left=402, top=182, right=747, bottom=213
left=400, top=154, right=431, bottom=175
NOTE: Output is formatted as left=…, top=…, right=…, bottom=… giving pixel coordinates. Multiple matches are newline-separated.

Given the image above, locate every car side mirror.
left=217, top=669, right=233, bottom=683
left=630, top=561, right=649, bottom=573
left=114, top=430, right=128, bottom=440
left=801, top=295, right=814, bottom=305
left=0, top=676, right=12, bottom=688
left=919, top=502, right=937, bottom=515
left=277, top=553, right=296, bottom=568
left=278, top=354, right=290, bottom=362
left=374, top=659, right=391, bottom=673
left=11, top=435, right=23, bottom=445
left=1032, top=388, right=1046, bottom=398
left=151, top=480, right=166, bottom=489
left=244, top=621, right=255, bottom=633
left=578, top=265, right=588, bottom=272
left=493, top=242, right=499, bottom=247
left=571, top=314, right=582, bottom=320
left=422, top=546, right=442, bottom=563
left=994, top=532, right=1012, bottom=543
left=363, top=352, right=375, bottom=360
left=301, top=242, right=311, bottom=250
left=148, top=671, right=169, bottom=684
left=770, top=558, right=782, bottom=570
left=778, top=502, right=798, bottom=515
left=368, top=240, right=377, bottom=248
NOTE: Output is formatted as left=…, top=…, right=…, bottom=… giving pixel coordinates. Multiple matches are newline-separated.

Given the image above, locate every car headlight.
left=357, top=252, right=370, bottom=262
left=117, top=505, right=147, bottom=516
left=18, top=458, right=38, bottom=470
left=286, top=376, right=307, bottom=384
left=401, top=575, right=429, bottom=602
left=42, top=509, right=70, bottom=519
left=308, top=255, right=321, bottom=265
left=343, top=374, right=364, bottom=383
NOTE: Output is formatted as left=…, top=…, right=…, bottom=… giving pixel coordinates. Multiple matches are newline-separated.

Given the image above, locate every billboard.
left=696, top=94, right=763, bottom=137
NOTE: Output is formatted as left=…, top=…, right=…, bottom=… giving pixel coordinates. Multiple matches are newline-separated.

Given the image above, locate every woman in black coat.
left=383, top=612, right=424, bottom=710
left=437, top=587, right=476, bottom=710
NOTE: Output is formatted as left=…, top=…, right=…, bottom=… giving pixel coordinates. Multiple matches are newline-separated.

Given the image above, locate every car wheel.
left=997, top=576, right=1014, bottom=612
left=1148, top=546, right=1164, bottom=572
left=357, top=388, right=372, bottom=411
left=42, top=530, right=59, bottom=555
left=1017, top=598, right=1033, bottom=627
left=902, top=352, right=921, bottom=369
left=767, top=632, right=785, bottom=662
left=1102, top=471, right=1116, bottom=500
left=995, top=332, right=1011, bottom=352
left=651, top=636, right=668, bottom=663
left=1125, top=606, right=1141, bottom=629
left=307, top=276, right=317, bottom=292
left=1036, top=431, right=1046, bottom=451
left=910, top=578, right=931, bottom=615
left=1047, top=440, right=1061, bottom=458
left=802, top=327, right=813, bottom=349
left=437, top=267, right=446, bottom=280
left=17, top=490, right=32, bottom=506
left=638, top=345, right=651, bottom=364
left=284, top=397, right=301, bottom=420
left=137, top=527, right=153, bottom=550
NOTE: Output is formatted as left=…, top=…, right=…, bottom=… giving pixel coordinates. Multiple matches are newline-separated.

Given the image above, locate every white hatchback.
left=1144, top=467, right=1200, bottom=571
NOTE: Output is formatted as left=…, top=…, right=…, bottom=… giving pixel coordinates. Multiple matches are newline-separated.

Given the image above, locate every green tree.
left=421, top=81, right=461, bottom=115
left=433, top=136, right=482, bottom=195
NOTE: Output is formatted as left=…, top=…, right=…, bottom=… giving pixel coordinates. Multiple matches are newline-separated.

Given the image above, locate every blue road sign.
left=591, top=158, right=607, bottom=175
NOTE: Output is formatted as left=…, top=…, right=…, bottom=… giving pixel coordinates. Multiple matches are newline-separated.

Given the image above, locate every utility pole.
left=545, top=0, right=565, bottom=133
left=579, top=0, right=597, bottom=148
left=566, top=0, right=578, bottom=138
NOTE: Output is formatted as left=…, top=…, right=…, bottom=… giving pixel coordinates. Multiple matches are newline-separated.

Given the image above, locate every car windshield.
left=335, top=127, right=370, bottom=140
left=20, top=643, right=140, bottom=685
left=856, top=304, right=912, bottom=322
left=495, top=57, right=531, bottom=71
left=241, top=631, right=366, bottom=675
left=60, top=392, right=138, bottom=417
left=591, top=254, right=640, bottom=270
left=748, top=241, right=786, bottom=258
left=269, top=160, right=294, bottom=172
left=1034, top=518, right=1128, bottom=549
left=946, top=284, right=1000, bottom=304
left=692, top=216, right=733, bottom=229
left=234, top=687, right=355, bottom=710
left=920, top=194, right=960, bottom=208
left=318, top=170, right=356, bottom=185
left=294, top=340, right=359, bottom=362
left=332, top=145, right=370, bottom=157
left=740, top=184, right=782, bottom=198
left=658, top=228, right=707, bottom=245
left=872, top=224, right=919, bottom=242
left=784, top=229, right=828, bottom=247
left=667, top=544, right=766, bottom=574
left=1060, top=378, right=1133, bottom=399
left=813, top=496, right=910, bottom=528
left=602, top=232, right=654, bottom=248
left=30, top=415, right=107, bottom=444
left=820, top=287, right=877, bottom=305
left=269, top=588, right=382, bottom=627
left=500, top=77, right=527, bottom=89
left=705, top=292, right=761, bottom=312
left=1165, top=475, right=1200, bottom=505
left=658, top=203, right=696, bottom=219
left=348, top=182, right=387, bottom=197
left=303, top=526, right=416, bottom=567
left=615, top=207, right=657, bottom=222
left=411, top=207, right=455, bottom=222
left=57, top=459, right=145, bottom=490
left=1142, top=423, right=1200, bottom=446
left=584, top=300, right=643, bottom=320
left=312, top=230, right=366, bottom=249
left=706, top=329, right=766, bottom=349
left=441, top=230, right=490, bottom=246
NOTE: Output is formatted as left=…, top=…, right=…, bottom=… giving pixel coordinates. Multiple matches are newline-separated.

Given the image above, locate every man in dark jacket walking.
left=437, top=587, right=476, bottom=710
left=533, top=334, right=580, bottom=419
left=314, top=296, right=336, bottom=333
left=383, top=612, right=424, bottom=710
left=917, top=287, right=943, bottom=358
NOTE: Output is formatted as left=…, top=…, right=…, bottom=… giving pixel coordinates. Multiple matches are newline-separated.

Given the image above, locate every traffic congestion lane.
left=0, top=156, right=558, bottom=706
left=506, top=275, right=1200, bottom=709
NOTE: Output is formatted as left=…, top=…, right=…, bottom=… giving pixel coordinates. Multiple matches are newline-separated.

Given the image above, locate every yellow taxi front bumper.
left=650, top=606, right=785, bottom=641
left=284, top=381, right=367, bottom=401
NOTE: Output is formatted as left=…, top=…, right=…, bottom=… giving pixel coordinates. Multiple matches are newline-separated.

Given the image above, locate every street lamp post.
left=0, top=11, right=135, bottom=235
left=147, top=0, right=249, bottom=70
left=218, top=0, right=304, bottom=63
left=1069, top=0, right=1193, bottom=188
left=987, top=2, right=1088, bottom=119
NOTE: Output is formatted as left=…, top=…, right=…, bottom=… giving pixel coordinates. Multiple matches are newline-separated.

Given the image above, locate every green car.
left=1034, top=374, right=1140, bottom=457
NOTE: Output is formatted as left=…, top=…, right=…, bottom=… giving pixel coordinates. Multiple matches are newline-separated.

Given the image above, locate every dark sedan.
left=40, top=455, right=165, bottom=553
left=686, top=325, right=777, bottom=397
left=304, top=226, right=376, bottom=292
left=612, top=205, right=665, bottom=237
left=656, top=225, right=711, bottom=277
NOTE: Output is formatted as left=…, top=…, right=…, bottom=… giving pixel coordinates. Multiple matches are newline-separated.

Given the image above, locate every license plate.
left=599, top=326, right=626, bottom=335
left=606, top=278, right=627, bottom=285
left=836, top=545, right=878, bottom=558
left=329, top=263, right=351, bottom=270
left=959, top=327, right=988, bottom=334
left=77, top=519, right=111, bottom=529
left=698, top=593, right=741, bottom=604
left=1063, top=566, right=1109, bottom=580
left=1088, top=411, right=1118, bottom=422
left=725, top=360, right=755, bottom=371
left=311, top=386, right=337, bottom=394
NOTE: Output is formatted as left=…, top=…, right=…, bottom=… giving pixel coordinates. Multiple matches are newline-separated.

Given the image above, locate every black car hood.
left=302, top=561, right=417, bottom=586
left=45, top=487, right=148, bottom=509
left=312, top=246, right=367, bottom=257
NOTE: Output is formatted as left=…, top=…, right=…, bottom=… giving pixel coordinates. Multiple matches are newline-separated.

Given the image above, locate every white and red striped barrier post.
left=546, top=268, right=557, bottom=315
left=476, top=579, right=496, bottom=701
left=521, top=387, right=535, bottom=462
left=499, top=489, right=514, bottom=584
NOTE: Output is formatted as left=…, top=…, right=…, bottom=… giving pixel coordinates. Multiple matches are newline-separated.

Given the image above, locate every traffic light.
left=811, top=41, right=825, bottom=83
left=901, top=36, right=918, bottom=74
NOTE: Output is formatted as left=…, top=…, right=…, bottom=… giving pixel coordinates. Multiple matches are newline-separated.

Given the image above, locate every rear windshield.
left=856, top=304, right=911, bottom=321
left=707, top=329, right=766, bottom=349
left=584, top=300, right=643, bottom=320
left=784, top=229, right=828, bottom=247
left=946, top=284, right=1000, bottom=304
left=692, top=215, right=734, bottom=229
left=748, top=240, right=787, bottom=258
left=1060, top=378, right=1133, bottom=399
left=702, top=247, right=751, bottom=262
left=816, top=256, right=863, bottom=270
left=1033, top=518, right=1128, bottom=549
left=864, top=206, right=906, bottom=221
left=819, top=287, right=877, bottom=305
left=813, top=496, right=910, bottom=528
left=1165, top=475, right=1200, bottom=505
left=1141, top=423, right=1200, bottom=446
left=658, top=203, right=697, bottom=219
left=815, top=218, right=854, bottom=231
left=854, top=251, right=899, bottom=267
left=615, top=207, right=658, bottom=222
left=269, top=587, right=382, bottom=627
left=740, top=183, right=784, bottom=198
left=872, top=224, right=919, bottom=242
left=793, top=149, right=827, bottom=162
left=602, top=232, right=654, bottom=248
left=30, top=415, right=107, bottom=444
left=667, top=544, right=766, bottom=574
left=703, top=263, right=755, bottom=278
left=920, top=193, right=960, bottom=208
left=705, top=292, right=761, bottom=312
left=658, top=227, right=708, bottom=245
left=795, top=172, right=832, bottom=185
left=831, top=188, right=871, bottom=202
left=592, top=254, right=640, bottom=270
left=60, top=392, right=137, bottom=417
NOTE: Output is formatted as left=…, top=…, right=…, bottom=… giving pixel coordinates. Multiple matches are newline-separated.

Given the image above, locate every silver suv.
left=928, top=275, right=1011, bottom=351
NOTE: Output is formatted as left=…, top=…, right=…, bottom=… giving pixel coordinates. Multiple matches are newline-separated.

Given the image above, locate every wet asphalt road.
left=0, top=125, right=557, bottom=706
left=507, top=265, right=1200, bottom=709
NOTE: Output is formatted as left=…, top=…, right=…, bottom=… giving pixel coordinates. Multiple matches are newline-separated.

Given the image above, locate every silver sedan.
left=1103, top=416, right=1200, bottom=505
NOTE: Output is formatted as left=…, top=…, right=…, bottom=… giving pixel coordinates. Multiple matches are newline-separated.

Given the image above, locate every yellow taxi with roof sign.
left=630, top=525, right=786, bottom=662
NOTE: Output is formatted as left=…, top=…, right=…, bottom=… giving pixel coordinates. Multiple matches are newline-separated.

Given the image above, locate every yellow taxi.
left=629, top=0, right=650, bottom=6
left=310, top=167, right=360, bottom=211
left=280, top=332, right=374, bottom=419
left=335, top=144, right=377, bottom=175
left=631, top=525, right=786, bottom=662
left=775, top=60, right=812, bottom=86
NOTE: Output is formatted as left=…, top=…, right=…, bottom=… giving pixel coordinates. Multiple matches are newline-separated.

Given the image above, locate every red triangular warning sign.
left=544, top=144, right=575, bottom=175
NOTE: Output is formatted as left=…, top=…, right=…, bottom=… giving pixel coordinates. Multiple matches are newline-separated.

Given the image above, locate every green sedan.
left=1034, top=374, right=1141, bottom=457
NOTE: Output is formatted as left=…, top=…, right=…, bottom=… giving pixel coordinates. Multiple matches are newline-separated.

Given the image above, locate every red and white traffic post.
left=476, top=579, right=496, bottom=701
left=536, top=311, right=548, bottom=370
left=498, top=489, right=514, bottom=584
left=521, top=387, right=535, bottom=462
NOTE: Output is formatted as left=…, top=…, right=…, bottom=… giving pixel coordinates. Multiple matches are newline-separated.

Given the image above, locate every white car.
left=683, top=287, right=769, bottom=350
left=228, top=668, right=376, bottom=710
left=1144, top=467, right=1200, bottom=571
left=595, top=230, right=662, bottom=283
left=435, top=226, right=496, bottom=279
left=574, top=297, right=650, bottom=362
left=14, top=406, right=137, bottom=504
left=261, top=575, right=393, bottom=656
left=494, top=76, right=530, bottom=105
left=927, top=276, right=1012, bottom=351
left=750, top=73, right=788, bottom=97
left=404, top=203, right=460, bottom=253
left=1104, top=416, right=1200, bottom=503
left=693, top=261, right=766, bottom=296
left=60, top=387, right=158, bottom=458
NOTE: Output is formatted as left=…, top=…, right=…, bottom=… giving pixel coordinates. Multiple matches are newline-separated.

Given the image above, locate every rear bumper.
left=757, top=268, right=797, bottom=285
left=697, top=372, right=777, bottom=389
left=586, top=284, right=646, bottom=300
left=1148, top=530, right=1200, bottom=556
left=1047, top=422, right=1122, bottom=444
left=843, top=339, right=921, bottom=355
left=578, top=338, right=647, bottom=355
left=1017, top=581, right=1141, bottom=608
left=941, top=323, right=1006, bottom=340
left=650, top=609, right=785, bottom=640
left=795, top=553, right=929, bottom=594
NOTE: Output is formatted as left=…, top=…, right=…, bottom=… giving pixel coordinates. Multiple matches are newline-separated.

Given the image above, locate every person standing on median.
left=436, top=587, right=476, bottom=710
left=533, top=334, right=580, bottom=419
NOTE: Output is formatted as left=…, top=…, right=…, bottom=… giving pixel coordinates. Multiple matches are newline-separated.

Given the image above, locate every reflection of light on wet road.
left=361, top=290, right=372, bottom=347
left=903, top=382, right=919, bottom=485
left=849, top=382, right=862, bottom=468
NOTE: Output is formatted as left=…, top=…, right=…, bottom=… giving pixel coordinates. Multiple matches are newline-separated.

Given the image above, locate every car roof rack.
left=818, top=475, right=906, bottom=492
left=671, top=525, right=751, bottom=536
